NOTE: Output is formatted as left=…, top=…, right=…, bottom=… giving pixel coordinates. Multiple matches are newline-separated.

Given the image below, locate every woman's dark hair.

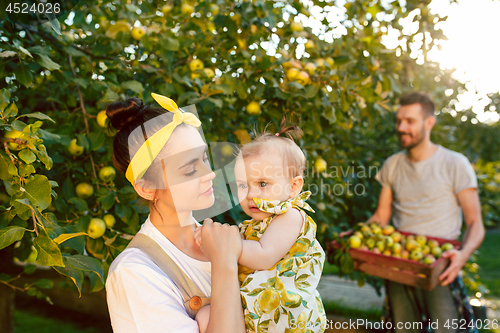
left=107, top=97, right=183, bottom=188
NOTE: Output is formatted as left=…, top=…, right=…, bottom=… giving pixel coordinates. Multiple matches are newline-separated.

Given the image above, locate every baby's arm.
left=239, top=208, right=304, bottom=271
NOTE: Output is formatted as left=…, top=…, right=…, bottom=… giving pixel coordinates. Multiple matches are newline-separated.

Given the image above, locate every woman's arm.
left=238, top=208, right=303, bottom=271
left=200, top=219, right=246, bottom=333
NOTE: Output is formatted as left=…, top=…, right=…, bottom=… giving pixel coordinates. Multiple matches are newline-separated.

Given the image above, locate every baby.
left=196, top=123, right=326, bottom=333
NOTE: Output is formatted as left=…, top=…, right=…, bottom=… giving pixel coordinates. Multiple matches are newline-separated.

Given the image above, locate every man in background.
left=368, top=92, right=485, bottom=333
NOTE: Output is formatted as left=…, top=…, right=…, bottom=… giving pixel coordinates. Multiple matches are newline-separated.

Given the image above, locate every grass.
left=323, top=300, right=382, bottom=321
left=475, top=231, right=500, bottom=298
left=14, top=294, right=112, bottom=333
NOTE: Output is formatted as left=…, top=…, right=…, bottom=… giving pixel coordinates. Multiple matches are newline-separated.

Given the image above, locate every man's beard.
left=397, top=126, right=425, bottom=149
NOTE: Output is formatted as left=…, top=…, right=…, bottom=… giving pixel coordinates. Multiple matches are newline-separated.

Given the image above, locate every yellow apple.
left=161, top=4, right=173, bottom=15
left=441, top=242, right=454, bottom=251
left=295, top=71, right=310, bottom=85
left=234, top=129, right=251, bottom=144
left=410, top=249, right=423, bottom=261
left=99, top=166, right=116, bottom=183
left=304, top=40, right=315, bottom=49
left=189, top=59, right=204, bottom=72
left=316, top=58, right=325, bottom=67
left=390, top=231, right=402, bottom=243
left=87, top=218, right=106, bottom=238
left=76, top=182, right=94, bottom=199
left=304, top=62, right=316, bottom=75
left=349, top=235, right=361, bottom=249
left=103, top=214, right=116, bottom=229
left=317, top=202, right=326, bottom=211
left=382, top=225, right=395, bottom=235
left=209, top=4, right=219, bottom=15
left=314, top=157, right=327, bottom=173
left=67, top=138, right=84, bottom=156
left=96, top=110, right=108, bottom=128
left=5, top=129, right=25, bottom=150
left=131, top=26, right=146, bottom=41
left=250, top=24, right=258, bottom=34
left=221, top=144, right=233, bottom=157
left=431, top=246, right=442, bottom=258
left=325, top=57, right=335, bottom=67
left=290, top=21, right=303, bottom=32
left=203, top=68, right=215, bottom=80
left=237, top=38, right=246, bottom=49
left=181, top=3, right=194, bottom=15
left=246, top=101, right=261, bottom=115
left=415, top=234, right=427, bottom=246
left=423, top=255, right=436, bottom=265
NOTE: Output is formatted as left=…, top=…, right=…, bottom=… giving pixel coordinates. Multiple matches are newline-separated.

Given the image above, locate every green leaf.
left=0, top=151, right=14, bottom=181
left=0, top=89, right=11, bottom=111
left=53, top=265, right=84, bottom=296
left=121, top=81, right=144, bottom=94
left=163, top=37, right=180, bottom=51
left=49, top=18, right=61, bottom=35
left=19, top=164, right=36, bottom=177
left=53, top=232, right=88, bottom=245
left=34, top=278, right=54, bottom=289
left=4, top=102, right=18, bottom=118
left=23, top=175, right=52, bottom=211
left=68, top=197, right=89, bottom=212
left=247, top=287, right=265, bottom=296
left=33, top=228, right=64, bottom=267
left=0, top=226, right=26, bottom=250
left=21, top=112, right=56, bottom=123
left=115, top=203, right=132, bottom=222
left=19, top=149, right=36, bottom=164
left=15, top=62, right=33, bottom=88
left=64, top=254, right=104, bottom=282
left=34, top=144, right=53, bottom=170
left=35, top=54, right=61, bottom=71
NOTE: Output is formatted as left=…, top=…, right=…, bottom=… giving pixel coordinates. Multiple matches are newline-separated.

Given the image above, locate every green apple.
left=365, top=237, right=376, bottom=249
left=421, top=245, right=431, bottom=256
left=423, top=255, right=436, bottom=265
left=295, top=71, right=310, bottom=85
left=99, top=166, right=116, bottom=183
left=67, top=138, right=84, bottom=156
left=87, top=218, right=106, bottom=238
left=405, top=239, right=419, bottom=252
left=415, top=234, right=427, bottom=246
left=390, top=231, right=402, bottom=243
left=441, top=242, right=454, bottom=251
left=103, top=214, right=116, bottom=229
left=76, top=183, right=94, bottom=199
left=410, top=249, right=423, bottom=261
left=304, top=62, right=316, bottom=75
left=391, top=243, right=402, bottom=254
left=431, top=246, right=442, bottom=258
left=376, top=240, right=385, bottom=252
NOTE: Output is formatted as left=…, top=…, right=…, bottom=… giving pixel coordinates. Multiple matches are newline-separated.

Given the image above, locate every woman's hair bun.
left=106, top=97, right=148, bottom=131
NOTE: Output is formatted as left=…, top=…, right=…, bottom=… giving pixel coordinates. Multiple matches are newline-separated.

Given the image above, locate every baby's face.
left=235, top=154, right=292, bottom=220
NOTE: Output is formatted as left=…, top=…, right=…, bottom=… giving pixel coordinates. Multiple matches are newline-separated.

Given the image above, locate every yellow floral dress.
left=238, top=191, right=327, bottom=333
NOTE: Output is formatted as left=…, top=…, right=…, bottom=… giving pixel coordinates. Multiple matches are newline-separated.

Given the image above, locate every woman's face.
left=157, top=125, right=216, bottom=217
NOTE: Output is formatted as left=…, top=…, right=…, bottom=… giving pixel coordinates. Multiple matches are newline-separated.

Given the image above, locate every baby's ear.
left=289, top=176, right=304, bottom=197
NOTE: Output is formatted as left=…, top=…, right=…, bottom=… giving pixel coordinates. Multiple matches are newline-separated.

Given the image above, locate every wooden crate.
left=327, top=232, right=461, bottom=291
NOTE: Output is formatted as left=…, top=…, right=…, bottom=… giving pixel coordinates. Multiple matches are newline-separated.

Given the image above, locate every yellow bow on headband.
left=125, top=93, right=202, bottom=184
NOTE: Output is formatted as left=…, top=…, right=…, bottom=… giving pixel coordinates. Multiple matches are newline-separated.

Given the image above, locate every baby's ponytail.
left=275, top=116, right=303, bottom=142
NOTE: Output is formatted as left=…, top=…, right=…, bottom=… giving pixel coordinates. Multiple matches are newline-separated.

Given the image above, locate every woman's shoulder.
left=108, top=247, right=163, bottom=278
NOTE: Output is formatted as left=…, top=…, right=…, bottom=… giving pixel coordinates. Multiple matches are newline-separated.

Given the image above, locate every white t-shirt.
left=106, top=217, right=211, bottom=333
left=375, top=145, right=477, bottom=240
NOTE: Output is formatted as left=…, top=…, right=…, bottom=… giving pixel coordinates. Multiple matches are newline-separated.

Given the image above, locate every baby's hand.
left=194, top=225, right=202, bottom=247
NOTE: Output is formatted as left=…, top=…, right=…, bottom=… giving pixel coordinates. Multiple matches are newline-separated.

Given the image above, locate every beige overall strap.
left=127, top=233, right=211, bottom=319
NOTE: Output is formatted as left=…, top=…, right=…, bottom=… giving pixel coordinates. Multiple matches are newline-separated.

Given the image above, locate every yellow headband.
left=125, top=93, right=202, bottom=184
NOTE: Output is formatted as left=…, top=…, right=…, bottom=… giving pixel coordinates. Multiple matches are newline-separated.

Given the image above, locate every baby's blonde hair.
left=239, top=118, right=306, bottom=179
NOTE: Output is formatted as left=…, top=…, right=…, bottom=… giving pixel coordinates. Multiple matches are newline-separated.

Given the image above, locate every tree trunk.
left=0, top=284, right=14, bottom=333
left=0, top=244, right=18, bottom=333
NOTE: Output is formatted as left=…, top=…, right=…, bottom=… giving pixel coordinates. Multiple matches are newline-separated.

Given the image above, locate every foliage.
left=0, top=0, right=498, bottom=302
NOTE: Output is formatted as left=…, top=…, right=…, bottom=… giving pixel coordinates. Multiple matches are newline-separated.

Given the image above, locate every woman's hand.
left=199, top=218, right=242, bottom=267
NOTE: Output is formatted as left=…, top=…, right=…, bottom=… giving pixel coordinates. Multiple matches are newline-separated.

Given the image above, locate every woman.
left=105, top=93, right=245, bottom=333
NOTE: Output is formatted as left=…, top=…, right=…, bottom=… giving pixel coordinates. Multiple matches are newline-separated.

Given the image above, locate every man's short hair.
left=399, top=92, right=435, bottom=118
